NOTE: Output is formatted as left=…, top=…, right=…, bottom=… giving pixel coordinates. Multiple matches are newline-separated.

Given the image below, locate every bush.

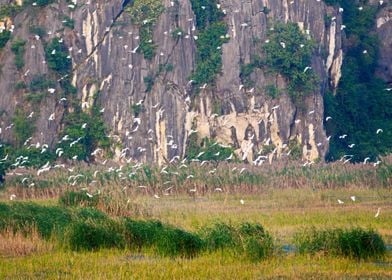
left=156, top=227, right=204, bottom=258
left=56, top=103, right=111, bottom=161
left=294, top=227, right=386, bottom=259
left=0, top=30, right=11, bottom=49
left=127, top=0, right=164, bottom=60
left=201, top=223, right=238, bottom=251
left=262, top=22, right=318, bottom=104
left=45, top=37, right=71, bottom=75
left=123, top=219, right=164, bottom=250
left=64, top=220, right=124, bottom=251
left=0, top=202, right=73, bottom=239
left=238, top=223, right=274, bottom=261
left=11, top=39, right=26, bottom=70
left=59, top=191, right=99, bottom=207
left=12, top=109, right=35, bottom=148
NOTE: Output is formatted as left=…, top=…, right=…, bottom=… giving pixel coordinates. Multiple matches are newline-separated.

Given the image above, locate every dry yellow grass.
left=0, top=227, right=53, bottom=258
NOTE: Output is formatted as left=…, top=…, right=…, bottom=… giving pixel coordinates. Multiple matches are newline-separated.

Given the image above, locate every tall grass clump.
left=0, top=202, right=72, bottom=239
left=64, top=219, right=125, bottom=251
left=294, top=227, right=386, bottom=259
left=123, top=219, right=164, bottom=250
left=238, top=223, right=274, bottom=261
left=123, top=218, right=204, bottom=258
left=59, top=190, right=99, bottom=207
left=200, top=222, right=274, bottom=261
left=156, top=227, right=204, bottom=258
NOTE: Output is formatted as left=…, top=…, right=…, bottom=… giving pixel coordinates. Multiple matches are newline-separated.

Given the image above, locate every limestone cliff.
left=0, top=0, right=390, bottom=165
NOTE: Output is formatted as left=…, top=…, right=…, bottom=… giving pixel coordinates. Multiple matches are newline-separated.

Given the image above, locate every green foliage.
left=131, top=103, right=143, bottom=117
left=189, top=0, right=228, bottom=91
left=263, top=22, right=318, bottom=104
left=11, top=39, right=26, bottom=70
left=64, top=219, right=125, bottom=251
left=265, top=84, right=280, bottom=99
left=0, top=30, right=11, bottom=50
left=127, top=0, right=164, bottom=60
left=325, top=1, right=392, bottom=162
left=23, top=0, right=55, bottom=7
left=156, top=227, right=204, bottom=258
left=0, top=4, right=22, bottom=18
left=190, top=22, right=229, bottom=88
left=56, top=104, right=110, bottom=161
left=200, top=222, right=274, bottom=260
left=143, top=75, right=154, bottom=92
left=288, top=139, right=302, bottom=160
left=239, top=223, right=274, bottom=261
left=59, top=191, right=99, bottom=207
left=0, top=202, right=73, bottom=239
left=62, top=16, right=75, bottom=29
left=294, top=227, right=386, bottom=259
left=29, top=25, right=46, bottom=38
left=12, top=109, right=35, bottom=148
left=186, top=135, right=235, bottom=162
left=201, top=223, right=238, bottom=251
left=171, top=27, right=184, bottom=39
left=14, top=81, right=26, bottom=90
left=123, top=219, right=164, bottom=250
left=29, top=74, right=56, bottom=92
left=45, top=37, right=71, bottom=75
left=189, top=0, right=225, bottom=29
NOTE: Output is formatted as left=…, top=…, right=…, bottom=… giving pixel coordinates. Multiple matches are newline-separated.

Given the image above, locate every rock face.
left=0, top=0, right=389, bottom=164
left=377, top=3, right=392, bottom=83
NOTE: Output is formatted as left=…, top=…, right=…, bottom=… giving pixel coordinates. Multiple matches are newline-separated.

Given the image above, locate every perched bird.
left=240, top=199, right=245, bottom=205
left=350, top=196, right=356, bottom=202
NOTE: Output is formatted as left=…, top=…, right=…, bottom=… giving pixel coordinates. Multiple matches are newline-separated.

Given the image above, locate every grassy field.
left=0, top=186, right=391, bottom=279
left=0, top=159, right=391, bottom=279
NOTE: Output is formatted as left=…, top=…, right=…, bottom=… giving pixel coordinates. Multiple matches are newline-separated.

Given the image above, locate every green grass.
left=0, top=179, right=391, bottom=278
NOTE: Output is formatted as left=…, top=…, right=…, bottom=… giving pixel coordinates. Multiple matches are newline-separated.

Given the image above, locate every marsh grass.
left=294, top=227, right=386, bottom=259
left=0, top=227, right=53, bottom=257
left=3, top=157, right=391, bottom=203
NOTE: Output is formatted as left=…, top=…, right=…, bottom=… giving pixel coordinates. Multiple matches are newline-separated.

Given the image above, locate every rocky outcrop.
left=376, top=3, right=392, bottom=83
left=0, top=0, right=350, bottom=164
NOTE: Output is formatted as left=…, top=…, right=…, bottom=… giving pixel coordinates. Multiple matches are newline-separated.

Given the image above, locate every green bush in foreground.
left=156, top=227, right=204, bottom=258
left=294, top=227, right=386, bottom=259
left=0, top=202, right=276, bottom=260
left=200, top=222, right=274, bottom=261
left=64, top=220, right=125, bottom=251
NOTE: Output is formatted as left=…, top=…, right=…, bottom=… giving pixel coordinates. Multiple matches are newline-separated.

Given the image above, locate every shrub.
left=188, top=0, right=228, bottom=91
left=186, top=136, right=235, bottom=162
left=56, top=104, right=111, bottom=161
left=238, top=223, right=274, bottom=261
left=12, top=109, right=35, bottom=148
left=0, top=202, right=73, bottom=239
left=127, top=0, right=164, bottom=60
left=200, top=223, right=238, bottom=251
left=59, top=191, right=99, bottom=207
left=294, top=227, right=386, bottom=259
left=45, top=37, right=71, bottom=75
left=0, top=30, right=11, bottom=49
left=29, top=26, right=46, bottom=38
left=11, top=39, right=26, bottom=70
left=156, top=227, right=204, bottom=258
left=262, top=22, right=318, bottom=104
left=0, top=4, right=22, bottom=18
left=123, top=219, right=164, bottom=250
left=64, top=220, right=124, bottom=251
left=23, top=0, right=55, bottom=7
